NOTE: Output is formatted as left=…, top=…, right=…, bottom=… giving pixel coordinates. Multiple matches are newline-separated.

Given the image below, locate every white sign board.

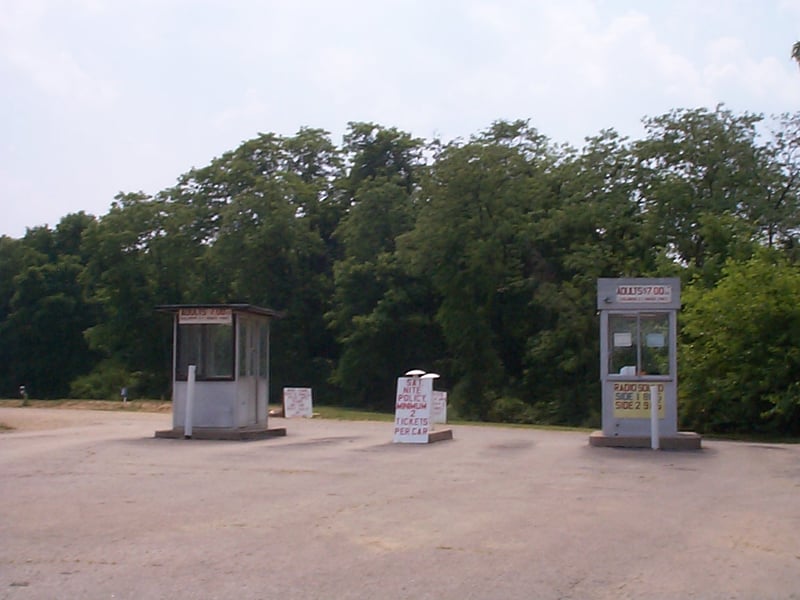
left=283, top=387, right=313, bottom=418
left=616, top=284, right=672, bottom=304
left=431, top=390, right=447, bottom=424
left=178, top=307, right=233, bottom=325
left=393, top=376, right=432, bottom=443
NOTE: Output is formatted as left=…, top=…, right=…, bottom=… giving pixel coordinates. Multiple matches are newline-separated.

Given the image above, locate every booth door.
left=238, top=317, right=260, bottom=427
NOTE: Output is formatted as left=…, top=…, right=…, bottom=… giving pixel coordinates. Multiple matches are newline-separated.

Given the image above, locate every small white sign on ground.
left=393, top=376, right=432, bottom=443
left=431, top=390, right=447, bottom=425
left=283, top=387, right=313, bottom=418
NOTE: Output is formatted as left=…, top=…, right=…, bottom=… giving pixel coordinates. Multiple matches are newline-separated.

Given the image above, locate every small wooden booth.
left=155, top=304, right=286, bottom=440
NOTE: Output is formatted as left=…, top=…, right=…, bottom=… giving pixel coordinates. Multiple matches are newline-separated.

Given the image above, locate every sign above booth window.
left=616, top=284, right=672, bottom=304
left=178, top=307, right=233, bottom=325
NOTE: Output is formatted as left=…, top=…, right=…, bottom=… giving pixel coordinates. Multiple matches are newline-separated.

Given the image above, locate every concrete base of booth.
left=155, top=426, right=287, bottom=441
left=427, top=428, right=453, bottom=443
left=589, top=430, right=702, bottom=450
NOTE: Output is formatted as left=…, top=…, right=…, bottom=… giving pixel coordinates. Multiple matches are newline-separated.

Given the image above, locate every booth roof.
left=155, top=303, right=285, bottom=319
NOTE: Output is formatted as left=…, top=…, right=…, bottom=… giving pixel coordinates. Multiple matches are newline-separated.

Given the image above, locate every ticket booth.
left=590, top=278, right=700, bottom=449
left=155, top=304, right=286, bottom=440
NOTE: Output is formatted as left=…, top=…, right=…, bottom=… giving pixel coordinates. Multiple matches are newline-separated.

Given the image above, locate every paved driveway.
left=1, top=407, right=798, bottom=600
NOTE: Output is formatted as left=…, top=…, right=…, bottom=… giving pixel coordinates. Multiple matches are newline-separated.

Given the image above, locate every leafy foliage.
left=2, top=111, right=800, bottom=436
left=0, top=215, right=98, bottom=398
left=681, top=251, right=800, bottom=434
left=327, top=124, right=440, bottom=410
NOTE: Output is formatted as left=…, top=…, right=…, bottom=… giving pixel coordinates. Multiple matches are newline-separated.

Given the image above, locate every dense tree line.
left=2, top=106, right=800, bottom=435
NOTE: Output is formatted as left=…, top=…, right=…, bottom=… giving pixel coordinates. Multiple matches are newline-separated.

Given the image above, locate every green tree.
left=520, top=130, right=661, bottom=425
left=0, top=232, right=51, bottom=397
left=0, top=236, right=29, bottom=324
left=81, top=193, right=175, bottom=397
left=0, top=215, right=98, bottom=398
left=755, top=112, right=800, bottom=257
left=680, top=251, right=800, bottom=434
left=327, top=124, right=438, bottom=410
left=9, top=111, right=800, bottom=428
left=342, top=122, right=423, bottom=196
left=400, top=120, right=557, bottom=419
left=166, top=129, right=344, bottom=400
left=634, top=106, right=764, bottom=280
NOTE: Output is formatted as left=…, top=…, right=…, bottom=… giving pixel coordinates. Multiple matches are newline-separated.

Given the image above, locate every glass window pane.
left=640, top=313, right=670, bottom=375
left=609, top=314, right=638, bottom=374
left=206, top=324, right=234, bottom=378
left=176, top=323, right=234, bottom=380
left=177, top=325, right=201, bottom=379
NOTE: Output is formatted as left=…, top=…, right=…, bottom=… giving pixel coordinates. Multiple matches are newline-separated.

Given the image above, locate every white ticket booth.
left=155, top=304, right=286, bottom=440
left=590, top=278, right=700, bottom=449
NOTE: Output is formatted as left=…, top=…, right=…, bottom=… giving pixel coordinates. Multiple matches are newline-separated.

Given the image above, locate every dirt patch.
left=0, top=400, right=171, bottom=432
left=2, top=412, right=799, bottom=599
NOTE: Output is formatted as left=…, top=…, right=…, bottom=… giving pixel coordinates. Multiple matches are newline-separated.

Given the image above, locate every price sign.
left=616, top=285, right=672, bottom=304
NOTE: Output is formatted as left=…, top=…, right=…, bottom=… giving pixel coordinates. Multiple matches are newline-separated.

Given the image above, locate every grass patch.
left=283, top=404, right=593, bottom=432
left=0, top=399, right=171, bottom=412
left=0, top=399, right=607, bottom=435
left=700, top=432, right=800, bottom=444
left=287, top=405, right=395, bottom=422
left=445, top=418, right=594, bottom=432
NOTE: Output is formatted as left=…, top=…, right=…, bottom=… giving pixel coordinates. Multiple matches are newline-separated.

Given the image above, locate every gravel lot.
left=1, top=406, right=799, bottom=600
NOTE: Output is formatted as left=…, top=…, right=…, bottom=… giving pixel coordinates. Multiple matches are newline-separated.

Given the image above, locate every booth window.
left=609, top=312, right=670, bottom=376
left=176, top=323, right=235, bottom=380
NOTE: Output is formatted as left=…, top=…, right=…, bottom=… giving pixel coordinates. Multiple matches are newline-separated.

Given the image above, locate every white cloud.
left=703, top=36, right=800, bottom=110
left=0, top=0, right=116, bottom=107
left=213, top=89, right=270, bottom=131
left=2, top=0, right=800, bottom=237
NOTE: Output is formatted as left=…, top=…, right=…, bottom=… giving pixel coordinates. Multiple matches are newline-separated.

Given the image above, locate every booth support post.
left=650, top=384, right=659, bottom=450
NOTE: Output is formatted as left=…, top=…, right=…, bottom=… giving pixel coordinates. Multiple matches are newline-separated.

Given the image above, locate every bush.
left=680, top=252, right=800, bottom=435
left=488, top=396, right=537, bottom=424
left=69, top=360, right=140, bottom=400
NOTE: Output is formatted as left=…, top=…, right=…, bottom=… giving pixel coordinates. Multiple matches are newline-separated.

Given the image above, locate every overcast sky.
left=2, top=0, right=800, bottom=238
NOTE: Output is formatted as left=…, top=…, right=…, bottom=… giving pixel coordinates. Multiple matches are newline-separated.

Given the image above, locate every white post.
left=185, top=365, right=196, bottom=439
left=650, top=384, right=659, bottom=450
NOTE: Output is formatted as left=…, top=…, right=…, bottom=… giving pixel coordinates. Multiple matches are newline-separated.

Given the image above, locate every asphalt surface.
left=1, top=407, right=799, bottom=600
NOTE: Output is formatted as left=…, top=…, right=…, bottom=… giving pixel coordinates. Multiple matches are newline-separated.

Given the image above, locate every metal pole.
left=185, top=365, right=196, bottom=439
left=650, top=384, right=659, bottom=450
